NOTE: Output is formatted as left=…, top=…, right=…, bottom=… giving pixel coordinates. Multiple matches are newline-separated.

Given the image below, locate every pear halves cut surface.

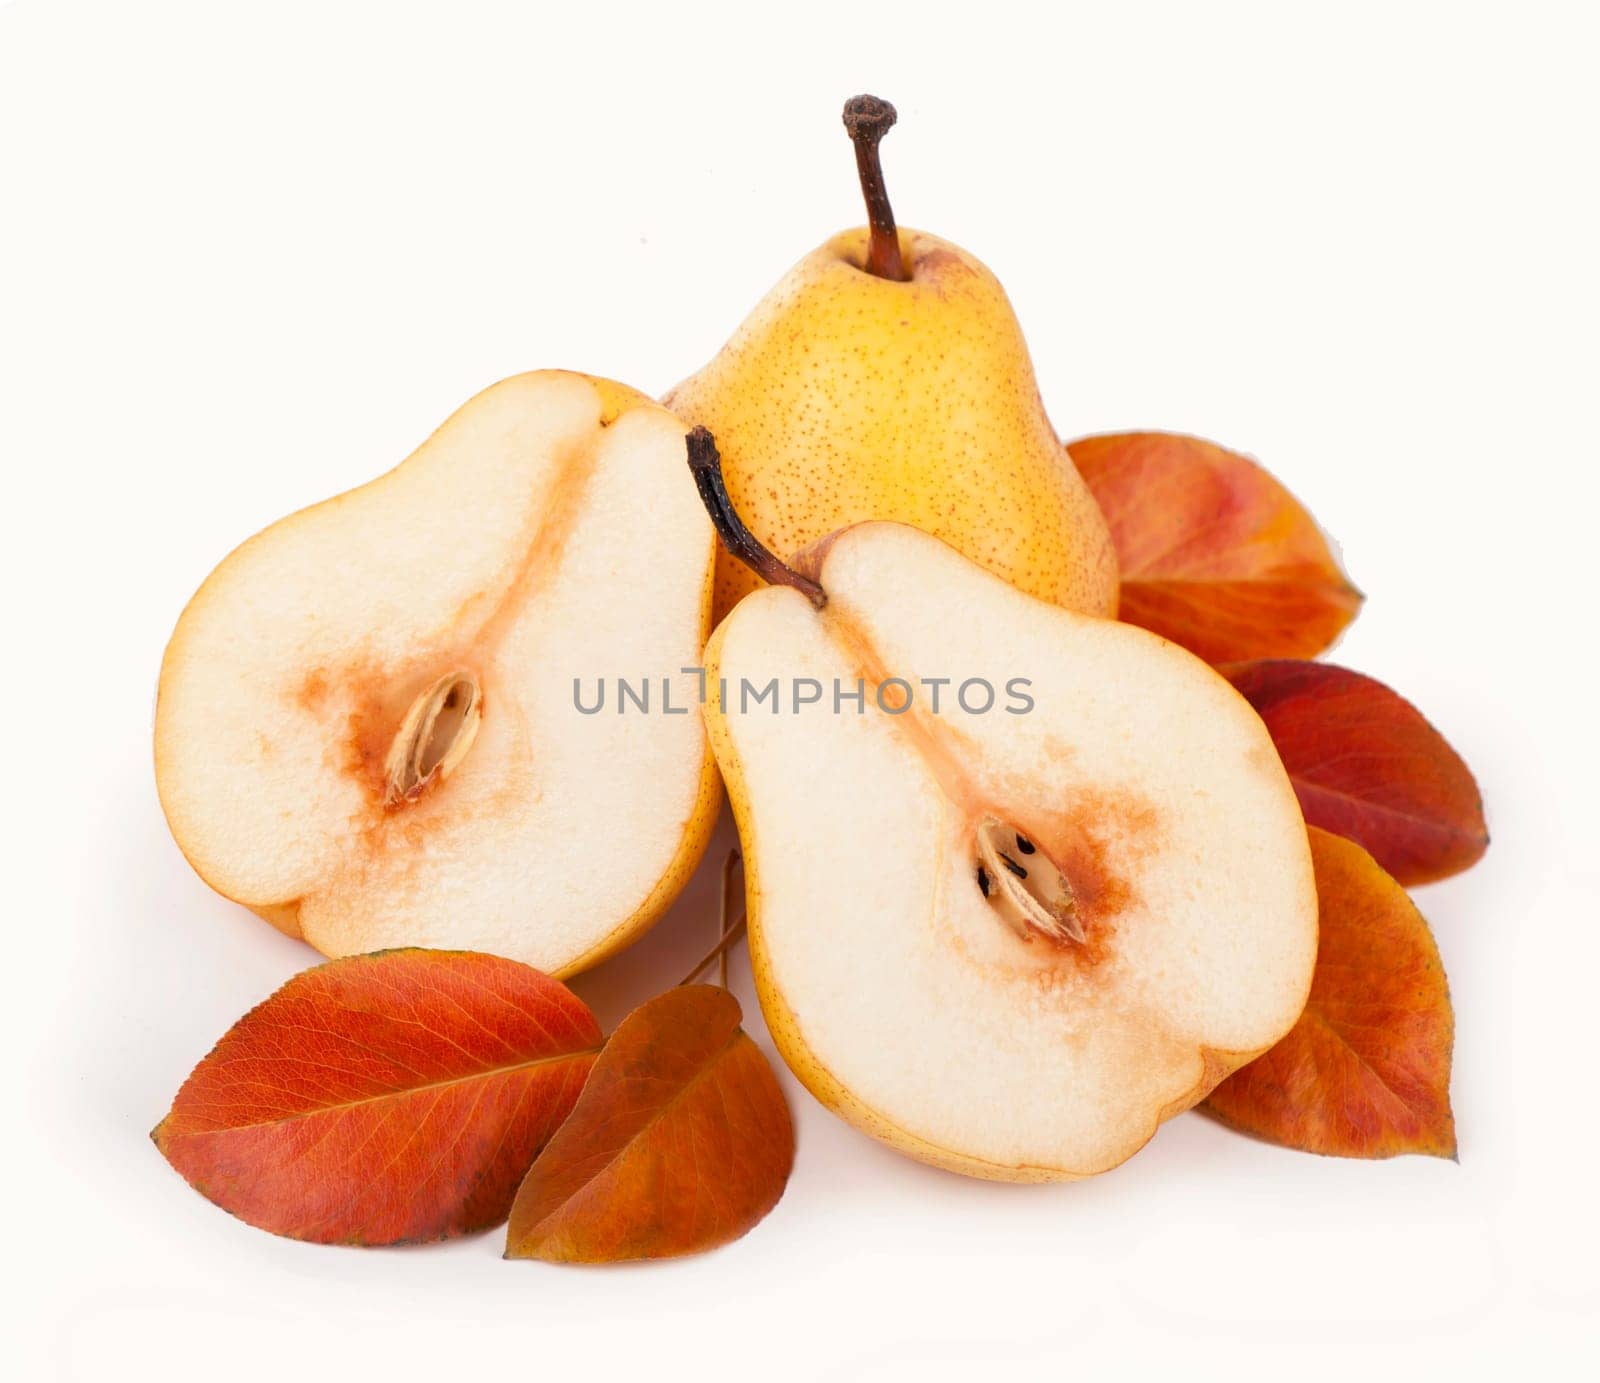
left=156, top=372, right=720, bottom=976
left=703, top=522, right=1318, bottom=1180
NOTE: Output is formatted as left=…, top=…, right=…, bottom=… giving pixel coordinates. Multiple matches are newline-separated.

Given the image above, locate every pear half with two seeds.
left=667, top=96, right=1118, bottom=624
left=156, top=372, right=719, bottom=976
left=687, top=429, right=1317, bottom=1180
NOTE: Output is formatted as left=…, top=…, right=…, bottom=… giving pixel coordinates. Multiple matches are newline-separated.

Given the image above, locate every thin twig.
left=680, top=850, right=746, bottom=987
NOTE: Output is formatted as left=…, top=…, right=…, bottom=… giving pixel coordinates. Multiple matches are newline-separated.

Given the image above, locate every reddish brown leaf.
left=1205, top=827, right=1456, bottom=1159
left=154, top=950, right=601, bottom=1245
left=506, top=985, right=793, bottom=1263
left=1069, top=431, right=1362, bottom=662
left=1223, top=659, right=1488, bottom=885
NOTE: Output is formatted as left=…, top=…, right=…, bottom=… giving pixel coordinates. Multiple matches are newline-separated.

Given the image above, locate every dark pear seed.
left=976, top=865, right=992, bottom=896
left=1015, top=835, right=1036, bottom=855
left=998, top=852, right=1028, bottom=880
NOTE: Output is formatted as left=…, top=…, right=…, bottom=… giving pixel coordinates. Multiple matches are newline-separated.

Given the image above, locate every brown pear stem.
left=680, top=851, right=747, bottom=987
left=685, top=427, right=827, bottom=608
left=718, top=849, right=736, bottom=988
left=842, top=95, right=908, bottom=282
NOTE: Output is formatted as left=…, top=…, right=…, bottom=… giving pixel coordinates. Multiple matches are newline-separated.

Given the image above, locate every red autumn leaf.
left=153, top=950, right=601, bottom=1245
left=506, top=984, right=794, bottom=1263
left=1205, top=827, right=1456, bottom=1159
left=1069, top=431, right=1362, bottom=662
left=1223, top=659, right=1488, bottom=885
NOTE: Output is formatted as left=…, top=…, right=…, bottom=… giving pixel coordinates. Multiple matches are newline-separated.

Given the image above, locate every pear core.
left=381, top=670, right=482, bottom=805
left=974, top=816, right=1083, bottom=946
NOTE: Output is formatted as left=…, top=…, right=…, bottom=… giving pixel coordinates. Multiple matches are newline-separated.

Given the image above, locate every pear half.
left=691, top=439, right=1316, bottom=1179
left=156, top=372, right=719, bottom=976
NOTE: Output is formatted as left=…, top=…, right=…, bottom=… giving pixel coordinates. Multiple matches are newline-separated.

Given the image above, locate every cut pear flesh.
left=704, top=522, right=1317, bottom=1180
left=156, top=372, right=719, bottom=975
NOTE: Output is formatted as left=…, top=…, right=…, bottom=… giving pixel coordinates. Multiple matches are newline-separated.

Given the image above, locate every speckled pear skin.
left=665, top=226, right=1119, bottom=623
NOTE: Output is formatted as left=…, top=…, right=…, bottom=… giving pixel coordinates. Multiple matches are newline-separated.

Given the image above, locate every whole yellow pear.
left=665, top=96, right=1118, bottom=623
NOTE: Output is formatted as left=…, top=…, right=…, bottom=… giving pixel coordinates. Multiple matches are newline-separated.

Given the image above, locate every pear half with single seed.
left=686, top=428, right=1317, bottom=1180
left=155, top=372, right=719, bottom=976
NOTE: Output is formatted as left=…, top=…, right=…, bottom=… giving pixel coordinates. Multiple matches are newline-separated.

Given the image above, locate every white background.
left=4, top=2, right=1597, bottom=1378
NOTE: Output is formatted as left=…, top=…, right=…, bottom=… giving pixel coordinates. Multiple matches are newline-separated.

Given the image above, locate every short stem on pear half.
left=842, top=94, right=908, bottom=282
left=685, top=427, right=827, bottom=609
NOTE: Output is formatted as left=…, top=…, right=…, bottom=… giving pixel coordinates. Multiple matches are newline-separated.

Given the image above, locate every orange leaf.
left=1069, top=431, right=1362, bottom=662
left=154, top=950, right=601, bottom=1245
left=506, top=985, right=793, bottom=1263
left=1224, top=659, right=1488, bottom=885
left=1205, top=827, right=1456, bottom=1159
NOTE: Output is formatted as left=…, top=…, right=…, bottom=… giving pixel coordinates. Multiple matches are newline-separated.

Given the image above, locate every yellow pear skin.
left=670, top=98, right=1124, bottom=608
left=666, top=226, right=1118, bottom=623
